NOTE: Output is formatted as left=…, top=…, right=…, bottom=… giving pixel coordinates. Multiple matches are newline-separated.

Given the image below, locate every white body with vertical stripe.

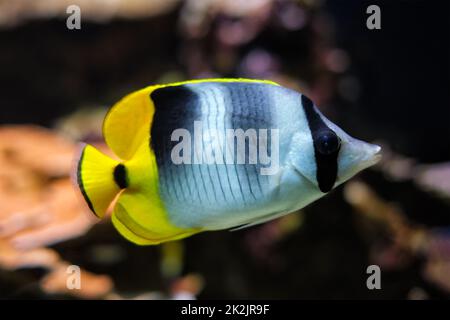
left=151, top=82, right=322, bottom=230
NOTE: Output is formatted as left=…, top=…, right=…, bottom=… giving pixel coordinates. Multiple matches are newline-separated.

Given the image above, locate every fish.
left=75, top=78, right=381, bottom=245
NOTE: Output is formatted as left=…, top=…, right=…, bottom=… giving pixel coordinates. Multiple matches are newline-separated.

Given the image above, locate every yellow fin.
left=109, top=139, right=201, bottom=245
left=103, top=87, right=154, bottom=160
left=102, top=78, right=279, bottom=160
left=76, top=144, right=121, bottom=218
left=111, top=191, right=200, bottom=245
left=157, top=78, right=280, bottom=87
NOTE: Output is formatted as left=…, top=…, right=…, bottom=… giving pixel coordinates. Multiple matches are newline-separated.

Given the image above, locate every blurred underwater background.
left=0, top=0, right=449, bottom=299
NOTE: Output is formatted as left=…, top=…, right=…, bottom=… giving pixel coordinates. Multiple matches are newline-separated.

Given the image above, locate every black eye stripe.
left=301, top=94, right=340, bottom=193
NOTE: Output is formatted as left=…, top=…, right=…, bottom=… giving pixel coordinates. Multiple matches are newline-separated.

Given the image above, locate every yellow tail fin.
left=76, top=144, right=123, bottom=218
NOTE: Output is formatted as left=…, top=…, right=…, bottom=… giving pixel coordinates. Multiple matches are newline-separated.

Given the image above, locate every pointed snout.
left=358, top=141, right=382, bottom=170
left=336, top=138, right=382, bottom=184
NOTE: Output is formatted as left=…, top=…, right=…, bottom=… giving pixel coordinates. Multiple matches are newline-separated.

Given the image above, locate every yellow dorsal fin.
left=102, top=78, right=278, bottom=160
left=103, top=87, right=154, bottom=160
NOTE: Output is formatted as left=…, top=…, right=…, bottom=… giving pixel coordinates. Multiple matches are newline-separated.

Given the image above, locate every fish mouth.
left=365, top=144, right=382, bottom=167
left=372, top=152, right=382, bottom=164
left=353, top=142, right=382, bottom=174
left=336, top=141, right=382, bottom=186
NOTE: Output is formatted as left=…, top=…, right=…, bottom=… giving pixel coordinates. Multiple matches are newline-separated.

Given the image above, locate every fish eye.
left=316, top=131, right=340, bottom=155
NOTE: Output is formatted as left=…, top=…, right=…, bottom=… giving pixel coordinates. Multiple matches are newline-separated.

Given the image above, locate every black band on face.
left=301, top=94, right=340, bottom=193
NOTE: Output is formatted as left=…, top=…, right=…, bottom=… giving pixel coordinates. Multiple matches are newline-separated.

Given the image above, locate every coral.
left=0, top=125, right=110, bottom=298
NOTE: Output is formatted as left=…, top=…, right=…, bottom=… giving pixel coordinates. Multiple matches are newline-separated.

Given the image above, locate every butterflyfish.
left=75, top=78, right=381, bottom=245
